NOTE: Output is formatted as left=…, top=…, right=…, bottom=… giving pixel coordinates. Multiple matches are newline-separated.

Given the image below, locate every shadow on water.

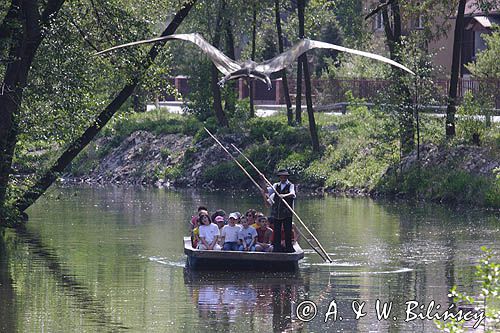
left=0, top=228, right=16, bottom=333
left=183, top=268, right=306, bottom=332
left=12, top=225, right=129, bottom=332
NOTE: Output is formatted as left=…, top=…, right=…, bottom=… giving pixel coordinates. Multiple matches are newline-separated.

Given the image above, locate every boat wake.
left=147, top=256, right=186, bottom=268
left=329, top=267, right=413, bottom=276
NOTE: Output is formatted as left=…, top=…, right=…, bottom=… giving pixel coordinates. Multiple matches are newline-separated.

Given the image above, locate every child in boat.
left=238, top=216, right=257, bottom=251
left=211, top=209, right=226, bottom=224
left=221, top=212, right=241, bottom=251
left=255, top=216, right=273, bottom=252
left=245, top=209, right=257, bottom=229
left=215, top=215, right=226, bottom=230
left=198, top=212, right=221, bottom=250
left=190, top=205, right=208, bottom=230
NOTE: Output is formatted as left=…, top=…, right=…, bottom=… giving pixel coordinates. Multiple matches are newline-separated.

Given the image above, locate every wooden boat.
left=183, top=237, right=304, bottom=271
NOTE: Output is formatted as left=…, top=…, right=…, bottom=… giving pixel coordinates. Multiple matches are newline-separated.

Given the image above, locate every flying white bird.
left=96, top=33, right=414, bottom=89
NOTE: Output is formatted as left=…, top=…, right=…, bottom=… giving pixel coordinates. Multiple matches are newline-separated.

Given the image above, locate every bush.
left=379, top=166, right=500, bottom=208
left=202, top=161, right=247, bottom=186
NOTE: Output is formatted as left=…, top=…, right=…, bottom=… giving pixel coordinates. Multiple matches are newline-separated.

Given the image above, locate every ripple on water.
left=147, top=255, right=186, bottom=268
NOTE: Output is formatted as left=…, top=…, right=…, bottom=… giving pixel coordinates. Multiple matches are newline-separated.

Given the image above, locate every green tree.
left=466, top=26, right=500, bottom=78
left=0, top=0, right=196, bottom=222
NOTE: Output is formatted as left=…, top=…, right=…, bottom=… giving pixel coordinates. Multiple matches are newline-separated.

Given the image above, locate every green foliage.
left=485, top=168, right=500, bottom=207
left=183, top=60, right=213, bottom=121
left=466, top=27, right=500, bottom=78
left=247, top=118, right=309, bottom=148
left=380, top=166, right=500, bottom=208
left=102, top=110, right=201, bottom=144
left=276, top=151, right=315, bottom=177
left=202, top=161, right=247, bottom=186
left=456, top=92, right=488, bottom=145
left=435, top=247, right=500, bottom=332
left=163, top=165, right=182, bottom=181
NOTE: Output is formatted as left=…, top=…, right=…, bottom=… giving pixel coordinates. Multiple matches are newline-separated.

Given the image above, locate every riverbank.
left=48, top=105, right=499, bottom=208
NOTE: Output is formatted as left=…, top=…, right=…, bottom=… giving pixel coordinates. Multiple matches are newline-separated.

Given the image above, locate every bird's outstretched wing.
left=96, top=33, right=240, bottom=76
left=255, top=39, right=415, bottom=75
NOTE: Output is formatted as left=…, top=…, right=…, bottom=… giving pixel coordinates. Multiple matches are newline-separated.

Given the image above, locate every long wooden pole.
left=231, top=144, right=332, bottom=263
left=204, top=127, right=264, bottom=194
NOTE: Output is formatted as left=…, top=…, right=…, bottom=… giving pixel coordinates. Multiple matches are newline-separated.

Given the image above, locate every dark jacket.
left=271, top=182, right=294, bottom=219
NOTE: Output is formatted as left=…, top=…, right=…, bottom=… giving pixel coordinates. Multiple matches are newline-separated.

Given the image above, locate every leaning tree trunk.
left=274, top=0, right=293, bottom=125
left=298, top=0, right=319, bottom=151
left=15, top=0, right=197, bottom=212
left=0, top=0, right=65, bottom=218
left=446, top=0, right=466, bottom=137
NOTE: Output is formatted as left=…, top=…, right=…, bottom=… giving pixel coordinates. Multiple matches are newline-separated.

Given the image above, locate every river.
left=0, top=185, right=498, bottom=332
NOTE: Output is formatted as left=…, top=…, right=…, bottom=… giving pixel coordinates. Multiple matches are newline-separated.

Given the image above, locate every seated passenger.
left=190, top=205, right=208, bottom=230
left=215, top=215, right=226, bottom=230
left=221, top=212, right=241, bottom=251
left=245, top=209, right=257, bottom=229
left=191, top=217, right=200, bottom=248
left=255, top=216, right=273, bottom=252
left=238, top=217, right=257, bottom=252
left=197, top=212, right=221, bottom=250
left=211, top=209, right=226, bottom=224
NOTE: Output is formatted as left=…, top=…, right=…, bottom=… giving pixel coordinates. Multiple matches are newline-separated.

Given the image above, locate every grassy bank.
left=63, top=103, right=500, bottom=208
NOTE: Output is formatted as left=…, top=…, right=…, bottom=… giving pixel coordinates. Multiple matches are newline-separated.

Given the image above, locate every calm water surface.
left=0, top=185, right=498, bottom=332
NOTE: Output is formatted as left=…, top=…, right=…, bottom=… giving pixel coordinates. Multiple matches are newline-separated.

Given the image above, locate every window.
left=375, top=11, right=384, bottom=30
left=414, top=15, right=424, bottom=29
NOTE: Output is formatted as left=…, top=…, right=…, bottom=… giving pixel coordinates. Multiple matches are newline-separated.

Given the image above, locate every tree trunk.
left=274, top=0, right=293, bottom=125
left=295, top=0, right=306, bottom=125
left=446, top=0, right=466, bottom=137
left=382, top=1, right=415, bottom=155
left=302, top=56, right=320, bottom=152
left=0, top=0, right=65, bottom=216
left=223, top=15, right=236, bottom=114
left=210, top=0, right=228, bottom=126
left=249, top=3, right=257, bottom=118
left=299, top=0, right=319, bottom=152
left=15, top=0, right=197, bottom=212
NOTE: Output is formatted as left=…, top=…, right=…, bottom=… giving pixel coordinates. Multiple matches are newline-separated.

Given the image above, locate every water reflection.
left=184, top=269, right=305, bottom=332
left=0, top=229, right=16, bottom=333
left=11, top=226, right=128, bottom=331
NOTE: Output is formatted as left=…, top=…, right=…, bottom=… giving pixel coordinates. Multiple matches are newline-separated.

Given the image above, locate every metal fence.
left=161, top=76, right=500, bottom=109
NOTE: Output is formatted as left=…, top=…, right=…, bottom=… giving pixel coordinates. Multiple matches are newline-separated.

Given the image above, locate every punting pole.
left=230, top=144, right=333, bottom=263
left=204, top=127, right=266, bottom=196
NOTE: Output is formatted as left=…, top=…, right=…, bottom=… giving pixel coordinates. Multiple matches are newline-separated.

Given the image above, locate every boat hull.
left=184, top=237, right=304, bottom=271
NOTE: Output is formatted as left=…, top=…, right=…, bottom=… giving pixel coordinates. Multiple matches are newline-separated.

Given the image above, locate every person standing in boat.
left=265, top=169, right=296, bottom=253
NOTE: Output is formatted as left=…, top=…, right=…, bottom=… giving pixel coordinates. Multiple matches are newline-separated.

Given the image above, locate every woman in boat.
left=197, top=211, right=222, bottom=250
